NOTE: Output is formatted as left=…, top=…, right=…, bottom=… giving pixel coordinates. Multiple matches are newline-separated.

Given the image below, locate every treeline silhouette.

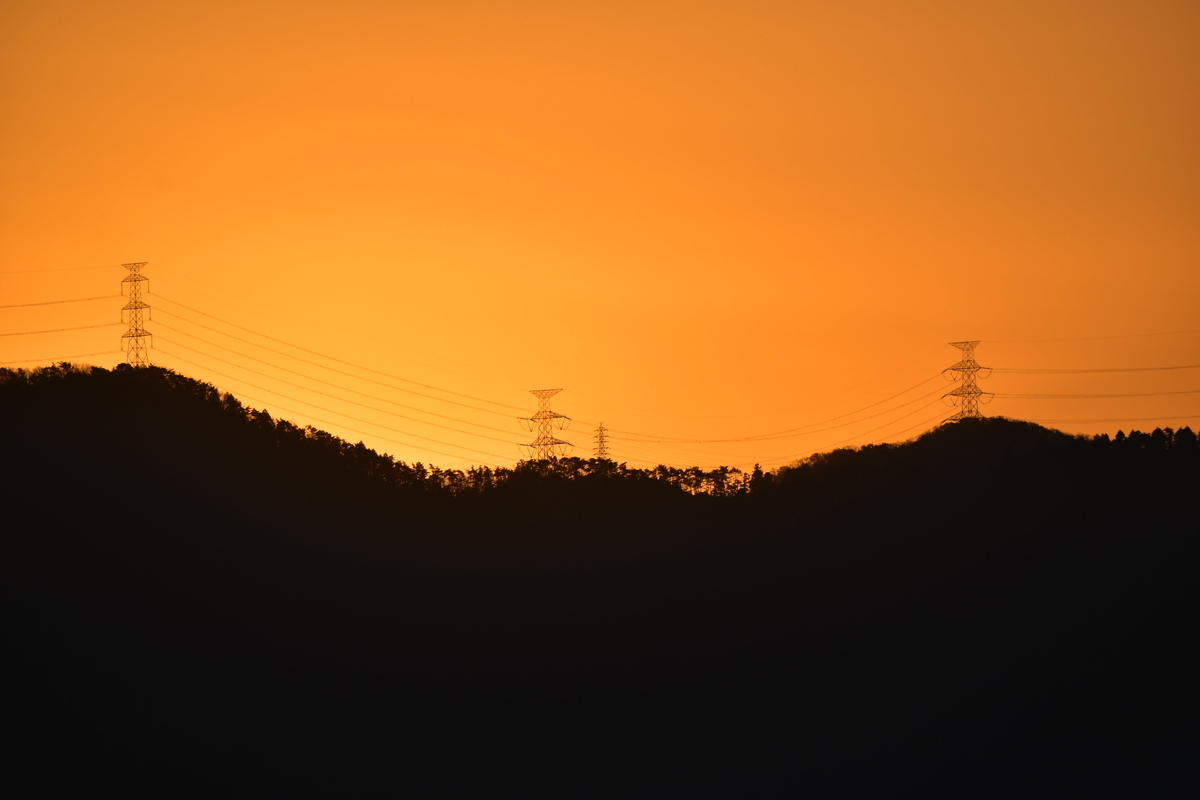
left=2, top=363, right=1195, bottom=796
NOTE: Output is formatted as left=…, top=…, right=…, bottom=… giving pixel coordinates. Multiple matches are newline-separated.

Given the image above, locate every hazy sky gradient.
left=3, top=0, right=1198, bottom=467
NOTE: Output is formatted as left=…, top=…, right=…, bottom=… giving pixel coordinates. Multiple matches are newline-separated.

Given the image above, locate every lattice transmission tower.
left=120, top=261, right=153, bottom=366
left=594, top=422, right=610, bottom=460
left=943, top=340, right=993, bottom=420
left=520, top=389, right=572, bottom=460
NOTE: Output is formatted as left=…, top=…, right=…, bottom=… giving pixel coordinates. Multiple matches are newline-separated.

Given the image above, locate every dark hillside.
left=2, top=364, right=1196, bottom=796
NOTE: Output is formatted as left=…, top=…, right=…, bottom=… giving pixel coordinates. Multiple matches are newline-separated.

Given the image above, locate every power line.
left=811, top=397, right=948, bottom=452
left=611, top=443, right=763, bottom=469
left=608, top=437, right=765, bottom=465
left=156, top=349, right=515, bottom=461
left=154, top=324, right=520, bottom=438
left=994, top=364, right=1200, bottom=374
left=12, top=264, right=1195, bottom=465
left=991, top=328, right=1200, bottom=343
left=0, top=322, right=121, bottom=337
left=586, top=372, right=942, bottom=441
left=0, top=264, right=119, bottom=274
left=214, top=388, right=500, bottom=468
left=155, top=295, right=528, bottom=412
left=567, top=345, right=949, bottom=421
left=135, top=291, right=949, bottom=463
left=757, top=397, right=948, bottom=465
left=880, top=410, right=954, bottom=443
left=568, top=380, right=951, bottom=465
left=0, top=295, right=120, bottom=309
left=0, top=350, right=122, bottom=366
left=155, top=339, right=521, bottom=447
left=1028, top=414, right=1200, bottom=424
left=152, top=267, right=531, bottom=389
left=154, top=307, right=518, bottom=419
left=997, top=390, right=1200, bottom=399
left=606, top=381, right=947, bottom=444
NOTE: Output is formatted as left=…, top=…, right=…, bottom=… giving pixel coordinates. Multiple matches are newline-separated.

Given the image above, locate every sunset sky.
left=3, top=0, right=1197, bottom=469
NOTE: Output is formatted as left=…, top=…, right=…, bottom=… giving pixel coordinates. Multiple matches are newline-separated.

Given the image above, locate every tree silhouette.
left=2, top=364, right=1195, bottom=796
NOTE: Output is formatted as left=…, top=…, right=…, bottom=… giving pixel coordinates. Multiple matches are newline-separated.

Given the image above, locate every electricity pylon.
left=520, top=389, right=572, bottom=459
left=121, top=262, right=152, bottom=366
left=594, top=422, right=610, bottom=460
left=943, top=340, right=993, bottom=420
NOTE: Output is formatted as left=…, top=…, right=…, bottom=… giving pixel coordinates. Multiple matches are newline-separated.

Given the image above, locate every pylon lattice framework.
left=520, top=389, right=572, bottom=459
left=593, top=422, right=610, bottom=460
left=121, top=262, right=153, bottom=366
left=942, top=340, right=993, bottom=421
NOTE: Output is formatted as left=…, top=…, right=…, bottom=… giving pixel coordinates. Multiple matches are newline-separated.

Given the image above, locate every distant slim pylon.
left=943, top=340, right=993, bottom=420
left=594, top=422, right=610, bottom=460
left=520, top=389, right=572, bottom=460
left=121, top=262, right=153, bottom=366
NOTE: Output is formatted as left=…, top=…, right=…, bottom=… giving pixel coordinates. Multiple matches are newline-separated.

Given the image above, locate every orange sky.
left=3, top=0, right=1198, bottom=469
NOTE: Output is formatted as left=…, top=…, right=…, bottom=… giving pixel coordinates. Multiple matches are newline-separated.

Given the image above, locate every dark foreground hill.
left=2, top=364, right=1196, bottom=796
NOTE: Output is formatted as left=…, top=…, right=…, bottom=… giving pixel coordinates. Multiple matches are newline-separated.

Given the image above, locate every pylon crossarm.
left=120, top=262, right=153, bottom=366
left=942, top=340, right=988, bottom=421
left=522, top=389, right=573, bottom=459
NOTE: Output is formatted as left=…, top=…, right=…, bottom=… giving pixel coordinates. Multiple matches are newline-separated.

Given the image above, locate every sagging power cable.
left=155, top=295, right=528, bottom=412
left=157, top=348, right=515, bottom=461
left=0, top=295, right=120, bottom=309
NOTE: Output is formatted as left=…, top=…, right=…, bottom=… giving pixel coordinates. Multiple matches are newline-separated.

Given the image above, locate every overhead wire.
left=155, top=339, right=521, bottom=448
left=0, top=322, right=121, bottom=337
left=0, top=295, right=120, bottom=309
left=757, top=397, right=948, bottom=465
left=562, top=418, right=771, bottom=463
left=154, top=295, right=529, bottom=412
left=602, top=379, right=946, bottom=444
left=0, top=350, right=123, bottom=366
left=227, top=390, right=501, bottom=469
left=154, top=305, right=520, bottom=419
left=606, top=389, right=951, bottom=468
left=604, top=437, right=765, bottom=467
left=156, top=348, right=515, bottom=462
left=879, top=410, right=952, bottom=443
left=991, top=329, right=1200, bottom=343
left=11, top=265, right=1195, bottom=467
left=0, top=264, right=119, bottom=274
left=152, top=268, right=531, bottom=389
left=1027, top=413, right=1200, bottom=424
left=154, top=322, right=521, bottom=439
left=810, top=398, right=948, bottom=452
left=566, top=369, right=954, bottom=464
left=594, top=435, right=757, bottom=469
left=994, top=364, right=1200, bottom=374
left=997, top=390, right=1200, bottom=399
left=567, top=344, right=949, bottom=421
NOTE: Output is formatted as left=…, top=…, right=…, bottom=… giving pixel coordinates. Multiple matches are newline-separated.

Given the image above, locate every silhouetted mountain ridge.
left=2, top=363, right=1195, bottom=796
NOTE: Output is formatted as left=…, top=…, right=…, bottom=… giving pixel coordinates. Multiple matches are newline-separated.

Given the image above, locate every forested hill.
left=3, top=361, right=1194, bottom=508
left=3, top=363, right=1196, bottom=796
